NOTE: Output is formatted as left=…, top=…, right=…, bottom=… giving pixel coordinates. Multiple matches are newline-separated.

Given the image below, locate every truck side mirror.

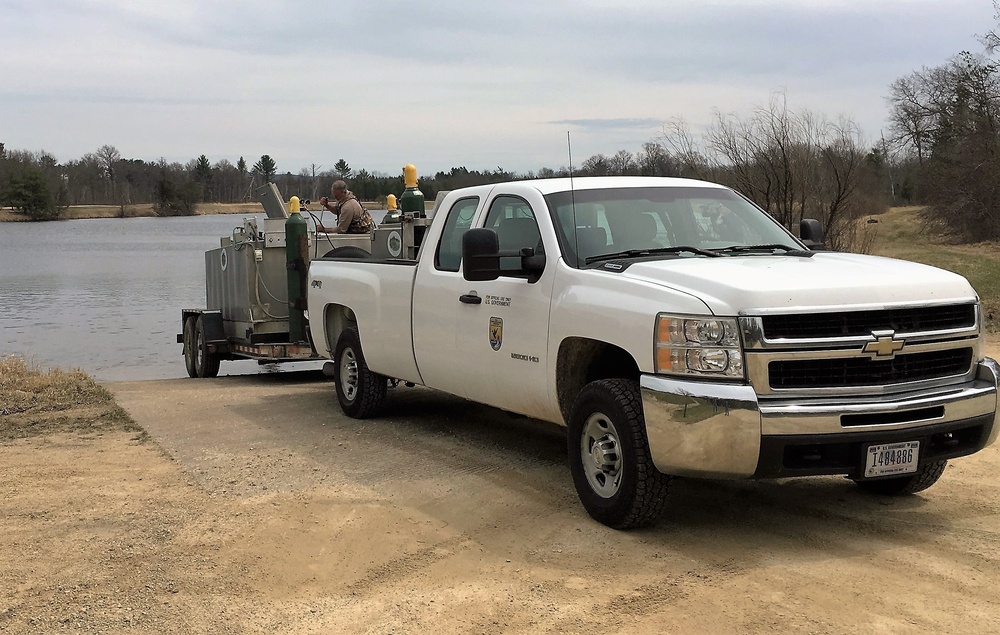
left=800, top=219, right=825, bottom=250
left=462, top=228, right=501, bottom=281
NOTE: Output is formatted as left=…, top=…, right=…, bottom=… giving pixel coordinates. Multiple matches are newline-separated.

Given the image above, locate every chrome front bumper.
left=639, top=357, right=1000, bottom=479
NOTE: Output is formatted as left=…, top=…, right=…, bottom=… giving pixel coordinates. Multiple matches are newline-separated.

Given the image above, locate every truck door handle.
left=459, top=294, right=482, bottom=305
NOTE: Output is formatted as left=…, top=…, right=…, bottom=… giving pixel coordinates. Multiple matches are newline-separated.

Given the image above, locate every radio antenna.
left=567, top=131, right=580, bottom=266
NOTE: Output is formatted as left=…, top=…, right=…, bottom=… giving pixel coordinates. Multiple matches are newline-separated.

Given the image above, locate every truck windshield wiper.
left=585, top=246, right=723, bottom=264
left=716, top=244, right=814, bottom=257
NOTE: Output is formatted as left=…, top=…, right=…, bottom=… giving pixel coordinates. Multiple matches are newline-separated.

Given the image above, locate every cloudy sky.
left=1, top=0, right=995, bottom=176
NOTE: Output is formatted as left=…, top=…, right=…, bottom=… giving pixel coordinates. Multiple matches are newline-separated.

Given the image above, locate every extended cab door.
left=412, top=195, right=484, bottom=399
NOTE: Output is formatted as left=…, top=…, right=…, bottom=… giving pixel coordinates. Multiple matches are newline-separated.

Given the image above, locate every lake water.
left=0, top=211, right=383, bottom=382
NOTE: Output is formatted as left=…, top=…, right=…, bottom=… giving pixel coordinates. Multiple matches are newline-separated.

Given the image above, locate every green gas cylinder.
left=285, top=196, right=309, bottom=342
left=398, top=164, right=425, bottom=218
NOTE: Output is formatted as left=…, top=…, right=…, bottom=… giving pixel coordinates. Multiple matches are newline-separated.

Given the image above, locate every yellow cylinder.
left=403, top=164, right=418, bottom=188
left=386, top=194, right=397, bottom=211
left=288, top=196, right=300, bottom=213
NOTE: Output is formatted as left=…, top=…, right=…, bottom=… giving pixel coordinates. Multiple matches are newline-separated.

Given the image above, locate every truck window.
left=554, top=204, right=612, bottom=263
left=435, top=197, right=480, bottom=272
left=546, top=187, right=799, bottom=267
left=484, top=195, right=543, bottom=272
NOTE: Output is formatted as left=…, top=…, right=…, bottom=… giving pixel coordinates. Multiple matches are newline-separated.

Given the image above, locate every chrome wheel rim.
left=339, top=347, right=359, bottom=402
left=580, top=411, right=622, bottom=498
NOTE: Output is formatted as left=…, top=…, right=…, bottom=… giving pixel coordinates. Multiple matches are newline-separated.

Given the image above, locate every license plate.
left=864, top=441, right=920, bottom=478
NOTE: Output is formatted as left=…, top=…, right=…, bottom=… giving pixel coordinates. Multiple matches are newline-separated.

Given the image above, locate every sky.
left=1, top=0, right=996, bottom=177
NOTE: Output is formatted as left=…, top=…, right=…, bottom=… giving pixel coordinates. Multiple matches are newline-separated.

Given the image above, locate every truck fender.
left=556, top=337, right=641, bottom=425
left=322, top=303, right=358, bottom=358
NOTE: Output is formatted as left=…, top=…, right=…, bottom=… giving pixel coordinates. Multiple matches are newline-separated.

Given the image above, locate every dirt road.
left=3, top=360, right=1000, bottom=633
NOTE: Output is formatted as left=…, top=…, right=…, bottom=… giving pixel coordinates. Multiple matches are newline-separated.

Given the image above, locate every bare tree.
left=580, top=154, right=610, bottom=176
left=660, top=118, right=709, bottom=178
left=609, top=149, right=637, bottom=175
left=980, top=0, right=1000, bottom=53
left=213, top=159, right=237, bottom=202
left=310, top=163, right=322, bottom=200
left=95, top=144, right=121, bottom=205
left=636, top=141, right=681, bottom=177
left=816, top=120, right=869, bottom=249
left=886, top=67, right=954, bottom=164
left=663, top=94, right=880, bottom=251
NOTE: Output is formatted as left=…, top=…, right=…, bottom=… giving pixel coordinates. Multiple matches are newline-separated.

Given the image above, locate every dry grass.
left=195, top=202, right=263, bottom=215
left=1, top=200, right=391, bottom=223
left=1, top=202, right=262, bottom=222
left=0, top=356, right=141, bottom=441
left=62, top=204, right=158, bottom=219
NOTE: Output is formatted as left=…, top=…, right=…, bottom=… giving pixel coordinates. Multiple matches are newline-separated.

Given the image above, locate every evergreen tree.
left=193, top=154, right=213, bottom=200
left=333, top=158, right=352, bottom=179
left=0, top=166, right=58, bottom=220
left=253, top=155, right=277, bottom=182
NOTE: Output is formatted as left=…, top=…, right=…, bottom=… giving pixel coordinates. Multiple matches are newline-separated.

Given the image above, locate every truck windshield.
left=545, top=187, right=802, bottom=268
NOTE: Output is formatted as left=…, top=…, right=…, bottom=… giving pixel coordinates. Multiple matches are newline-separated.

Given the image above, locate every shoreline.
left=0, top=201, right=387, bottom=222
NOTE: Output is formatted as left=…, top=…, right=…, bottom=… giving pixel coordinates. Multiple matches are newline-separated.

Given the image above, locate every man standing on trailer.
left=317, top=180, right=374, bottom=234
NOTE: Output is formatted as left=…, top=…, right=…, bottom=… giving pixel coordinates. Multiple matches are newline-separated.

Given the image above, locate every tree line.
left=886, top=48, right=1000, bottom=242
left=0, top=130, right=892, bottom=252
left=3, top=6, right=999, bottom=250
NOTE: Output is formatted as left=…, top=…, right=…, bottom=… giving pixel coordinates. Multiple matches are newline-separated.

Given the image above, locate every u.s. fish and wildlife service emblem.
left=489, top=317, right=503, bottom=351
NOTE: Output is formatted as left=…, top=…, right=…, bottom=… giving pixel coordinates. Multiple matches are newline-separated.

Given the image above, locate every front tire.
left=194, top=315, right=221, bottom=378
left=333, top=326, right=386, bottom=418
left=568, top=379, right=670, bottom=529
left=855, top=459, right=947, bottom=496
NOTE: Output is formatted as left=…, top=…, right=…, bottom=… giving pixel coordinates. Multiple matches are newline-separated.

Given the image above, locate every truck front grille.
left=761, top=304, right=976, bottom=339
left=769, top=348, right=974, bottom=389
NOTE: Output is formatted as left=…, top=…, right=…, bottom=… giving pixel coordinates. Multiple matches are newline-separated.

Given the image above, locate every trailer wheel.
left=854, top=459, right=947, bottom=496
left=194, top=315, right=221, bottom=378
left=182, top=316, right=198, bottom=378
left=333, top=326, right=386, bottom=418
left=568, top=379, right=670, bottom=529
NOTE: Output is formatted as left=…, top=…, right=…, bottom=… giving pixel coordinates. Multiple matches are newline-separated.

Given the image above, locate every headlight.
left=655, top=314, right=744, bottom=379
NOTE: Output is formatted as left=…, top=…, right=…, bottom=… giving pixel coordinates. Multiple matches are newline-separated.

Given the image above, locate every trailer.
left=178, top=176, right=443, bottom=378
left=177, top=182, right=368, bottom=377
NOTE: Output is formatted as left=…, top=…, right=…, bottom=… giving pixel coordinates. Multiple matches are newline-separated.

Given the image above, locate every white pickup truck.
left=306, top=176, right=999, bottom=528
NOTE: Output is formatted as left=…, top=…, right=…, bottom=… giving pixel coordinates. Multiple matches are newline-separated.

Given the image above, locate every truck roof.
left=477, top=176, right=730, bottom=196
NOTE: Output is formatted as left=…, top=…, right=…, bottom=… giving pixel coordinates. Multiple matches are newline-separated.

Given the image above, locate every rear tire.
left=333, top=326, right=386, bottom=418
left=194, top=315, right=221, bottom=378
left=567, top=378, right=670, bottom=529
left=854, top=459, right=947, bottom=495
left=182, top=317, right=198, bottom=378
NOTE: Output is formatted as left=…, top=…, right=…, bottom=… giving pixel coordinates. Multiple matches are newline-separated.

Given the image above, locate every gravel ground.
left=2, top=345, right=999, bottom=634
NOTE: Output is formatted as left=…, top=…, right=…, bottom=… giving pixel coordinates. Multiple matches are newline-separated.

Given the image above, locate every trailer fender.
left=197, top=311, right=226, bottom=344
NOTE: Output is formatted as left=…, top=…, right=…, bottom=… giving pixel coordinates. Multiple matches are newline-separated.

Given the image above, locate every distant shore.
left=0, top=201, right=387, bottom=222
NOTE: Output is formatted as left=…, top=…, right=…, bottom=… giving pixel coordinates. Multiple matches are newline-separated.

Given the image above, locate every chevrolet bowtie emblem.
left=862, top=331, right=905, bottom=359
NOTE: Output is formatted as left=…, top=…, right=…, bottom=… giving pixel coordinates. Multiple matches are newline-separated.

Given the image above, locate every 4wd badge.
left=489, top=317, right=503, bottom=351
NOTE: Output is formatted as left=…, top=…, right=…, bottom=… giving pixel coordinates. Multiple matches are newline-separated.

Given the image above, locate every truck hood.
left=616, top=252, right=978, bottom=315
